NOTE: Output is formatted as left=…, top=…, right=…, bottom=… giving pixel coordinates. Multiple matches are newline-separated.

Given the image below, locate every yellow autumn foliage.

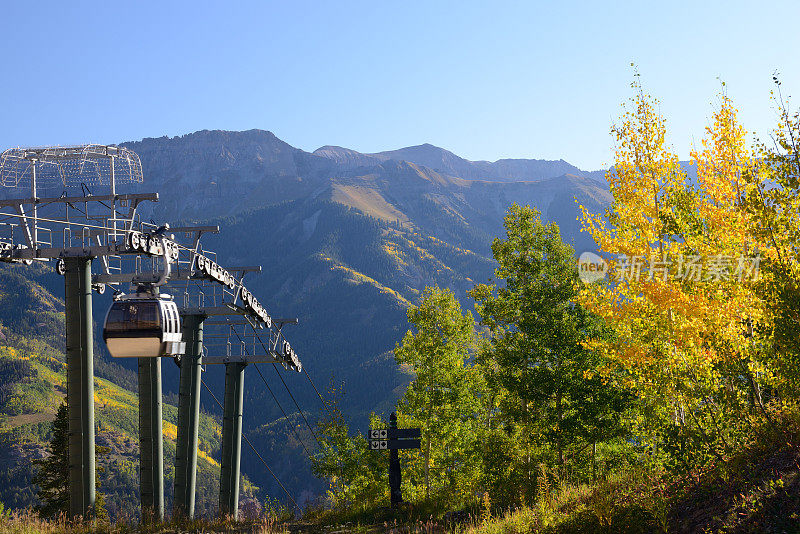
left=579, top=79, right=772, bottom=443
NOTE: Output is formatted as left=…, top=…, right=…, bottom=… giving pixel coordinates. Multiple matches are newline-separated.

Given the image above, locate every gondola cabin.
left=103, top=294, right=186, bottom=358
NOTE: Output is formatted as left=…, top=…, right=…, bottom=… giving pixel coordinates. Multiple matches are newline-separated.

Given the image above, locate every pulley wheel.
left=128, top=232, right=141, bottom=250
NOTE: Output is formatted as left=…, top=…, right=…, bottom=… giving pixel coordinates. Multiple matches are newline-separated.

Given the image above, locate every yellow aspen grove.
left=579, top=80, right=770, bottom=463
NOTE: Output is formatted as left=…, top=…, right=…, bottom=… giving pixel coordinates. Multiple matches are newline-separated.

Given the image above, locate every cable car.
left=103, top=293, right=186, bottom=358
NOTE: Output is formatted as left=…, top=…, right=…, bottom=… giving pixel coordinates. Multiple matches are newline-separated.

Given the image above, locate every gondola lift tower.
left=0, top=145, right=301, bottom=520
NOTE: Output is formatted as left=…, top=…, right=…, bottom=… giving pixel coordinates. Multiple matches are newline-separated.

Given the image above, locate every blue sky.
left=1, top=1, right=798, bottom=170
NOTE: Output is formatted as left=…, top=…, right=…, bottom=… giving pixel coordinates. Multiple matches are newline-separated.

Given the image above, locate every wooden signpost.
left=369, top=412, right=421, bottom=507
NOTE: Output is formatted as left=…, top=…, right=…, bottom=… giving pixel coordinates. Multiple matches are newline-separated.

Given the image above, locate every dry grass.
left=464, top=469, right=664, bottom=534
left=0, top=509, right=289, bottom=534
left=331, top=185, right=409, bottom=225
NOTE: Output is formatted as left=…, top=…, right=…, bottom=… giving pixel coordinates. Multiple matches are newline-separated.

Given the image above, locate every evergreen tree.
left=32, top=401, right=70, bottom=518
left=33, top=400, right=109, bottom=520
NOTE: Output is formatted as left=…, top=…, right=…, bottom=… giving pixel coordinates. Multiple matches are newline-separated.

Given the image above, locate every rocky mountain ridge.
left=314, top=142, right=591, bottom=183
left=120, top=129, right=611, bottom=254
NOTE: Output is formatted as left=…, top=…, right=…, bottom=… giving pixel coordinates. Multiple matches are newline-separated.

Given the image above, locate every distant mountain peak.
left=140, top=128, right=279, bottom=142
left=313, top=145, right=362, bottom=156
left=373, top=143, right=457, bottom=158
left=313, top=146, right=381, bottom=169
left=402, top=142, right=446, bottom=152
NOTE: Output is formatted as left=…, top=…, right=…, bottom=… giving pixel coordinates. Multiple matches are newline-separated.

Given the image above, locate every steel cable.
left=265, top=362, right=321, bottom=445
left=200, top=378, right=299, bottom=511
left=224, top=322, right=316, bottom=458
left=245, top=327, right=323, bottom=447
left=251, top=361, right=315, bottom=458
left=302, top=368, right=336, bottom=420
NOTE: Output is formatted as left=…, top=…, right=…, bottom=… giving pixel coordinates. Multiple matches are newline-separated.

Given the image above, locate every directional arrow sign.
left=387, top=439, right=421, bottom=450
left=369, top=439, right=421, bottom=450
left=388, top=428, right=421, bottom=439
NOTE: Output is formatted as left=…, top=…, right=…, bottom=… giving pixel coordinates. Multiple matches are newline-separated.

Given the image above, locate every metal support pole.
left=31, top=161, right=37, bottom=250
left=219, top=362, right=246, bottom=518
left=138, top=357, right=164, bottom=522
left=65, top=257, right=95, bottom=518
left=389, top=412, right=402, bottom=508
left=174, top=314, right=204, bottom=519
left=109, top=156, right=116, bottom=235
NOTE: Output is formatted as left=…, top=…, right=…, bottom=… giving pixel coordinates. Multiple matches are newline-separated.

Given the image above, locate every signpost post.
left=369, top=412, right=421, bottom=508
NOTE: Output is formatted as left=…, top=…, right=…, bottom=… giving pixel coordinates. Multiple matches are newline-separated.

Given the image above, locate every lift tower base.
left=65, top=257, right=96, bottom=518
left=219, top=362, right=246, bottom=518
left=173, top=314, right=205, bottom=519
left=138, top=357, right=164, bottom=521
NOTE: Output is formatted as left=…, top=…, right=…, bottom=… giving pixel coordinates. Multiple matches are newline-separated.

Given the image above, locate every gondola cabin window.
left=105, top=301, right=160, bottom=333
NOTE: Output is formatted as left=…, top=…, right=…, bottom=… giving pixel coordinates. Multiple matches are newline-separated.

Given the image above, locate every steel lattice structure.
left=0, top=144, right=143, bottom=188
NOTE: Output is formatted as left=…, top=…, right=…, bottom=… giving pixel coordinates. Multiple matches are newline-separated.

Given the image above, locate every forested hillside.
left=199, top=200, right=497, bottom=502
left=121, top=130, right=610, bottom=255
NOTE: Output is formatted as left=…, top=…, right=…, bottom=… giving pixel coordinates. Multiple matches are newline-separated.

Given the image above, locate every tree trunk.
left=556, top=391, right=564, bottom=465
left=425, top=434, right=430, bottom=499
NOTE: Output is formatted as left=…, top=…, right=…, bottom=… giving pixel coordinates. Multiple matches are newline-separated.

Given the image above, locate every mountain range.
left=121, top=129, right=610, bottom=255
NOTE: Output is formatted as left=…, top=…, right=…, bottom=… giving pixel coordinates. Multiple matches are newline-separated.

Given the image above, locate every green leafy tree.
left=311, top=385, right=385, bottom=510
left=470, top=204, right=632, bottom=502
left=394, top=286, right=485, bottom=506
